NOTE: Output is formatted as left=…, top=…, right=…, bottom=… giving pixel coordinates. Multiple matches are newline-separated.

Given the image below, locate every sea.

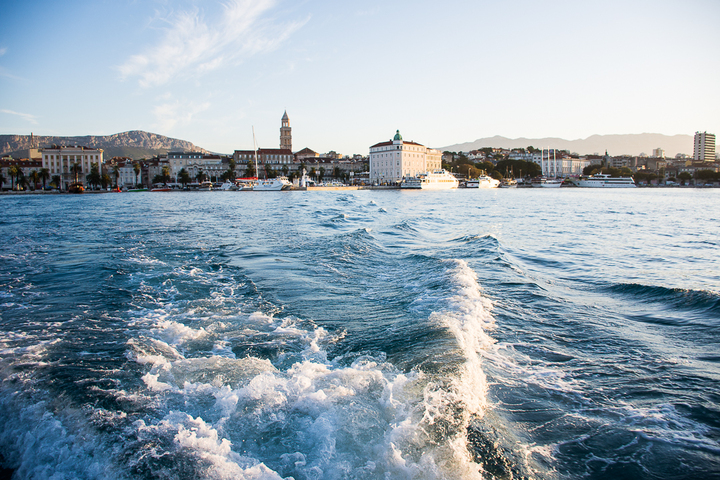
left=0, top=188, right=718, bottom=480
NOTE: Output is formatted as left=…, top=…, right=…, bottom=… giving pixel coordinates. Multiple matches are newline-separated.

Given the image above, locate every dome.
left=393, top=130, right=402, bottom=141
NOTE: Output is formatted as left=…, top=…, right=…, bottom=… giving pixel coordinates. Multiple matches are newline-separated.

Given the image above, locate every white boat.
left=531, top=177, right=563, bottom=188
left=253, top=177, right=292, bottom=191
left=466, top=175, right=500, bottom=188
left=219, top=181, right=237, bottom=191
left=500, top=178, right=518, bottom=188
left=198, top=181, right=213, bottom=191
left=401, top=170, right=459, bottom=190
left=576, top=173, right=636, bottom=188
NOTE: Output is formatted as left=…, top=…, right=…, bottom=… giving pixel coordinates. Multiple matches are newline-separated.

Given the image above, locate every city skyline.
left=1, top=0, right=718, bottom=156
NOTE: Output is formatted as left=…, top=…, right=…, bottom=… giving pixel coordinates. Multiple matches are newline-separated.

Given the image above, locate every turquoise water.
left=0, top=189, right=718, bottom=479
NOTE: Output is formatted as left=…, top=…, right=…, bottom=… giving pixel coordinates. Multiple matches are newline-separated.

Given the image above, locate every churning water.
left=0, top=188, right=718, bottom=479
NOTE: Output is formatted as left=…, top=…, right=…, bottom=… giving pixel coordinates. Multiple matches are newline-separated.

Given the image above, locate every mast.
left=252, top=126, right=260, bottom=180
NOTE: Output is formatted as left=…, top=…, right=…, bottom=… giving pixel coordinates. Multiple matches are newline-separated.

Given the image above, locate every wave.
left=604, top=283, right=720, bottom=317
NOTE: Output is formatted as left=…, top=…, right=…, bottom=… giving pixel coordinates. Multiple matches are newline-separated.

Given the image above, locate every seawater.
left=0, top=189, right=718, bottom=480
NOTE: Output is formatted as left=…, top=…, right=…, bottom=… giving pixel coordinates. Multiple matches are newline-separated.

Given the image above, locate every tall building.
left=693, top=131, right=716, bottom=162
left=280, top=111, right=292, bottom=151
left=369, top=130, right=442, bottom=184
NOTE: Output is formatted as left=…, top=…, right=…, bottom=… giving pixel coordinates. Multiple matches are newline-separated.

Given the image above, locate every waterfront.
left=0, top=189, right=718, bottom=479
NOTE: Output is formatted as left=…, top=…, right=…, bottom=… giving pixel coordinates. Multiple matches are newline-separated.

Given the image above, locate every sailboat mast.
left=252, top=126, right=259, bottom=180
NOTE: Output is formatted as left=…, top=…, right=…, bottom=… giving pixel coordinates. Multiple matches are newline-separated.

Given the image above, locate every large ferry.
left=577, top=173, right=636, bottom=188
left=401, top=170, right=459, bottom=190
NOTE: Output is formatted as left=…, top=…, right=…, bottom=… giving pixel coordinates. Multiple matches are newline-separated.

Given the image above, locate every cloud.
left=152, top=98, right=211, bottom=131
left=118, top=0, right=308, bottom=87
left=0, top=47, right=7, bottom=56
left=1, top=109, right=38, bottom=124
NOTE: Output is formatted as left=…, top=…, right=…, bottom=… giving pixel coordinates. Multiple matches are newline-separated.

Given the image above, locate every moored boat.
left=531, top=177, right=563, bottom=188
left=253, top=177, right=292, bottom=191
left=401, top=170, right=458, bottom=190
left=576, top=173, right=636, bottom=188
left=466, top=175, right=500, bottom=188
left=68, top=182, right=85, bottom=194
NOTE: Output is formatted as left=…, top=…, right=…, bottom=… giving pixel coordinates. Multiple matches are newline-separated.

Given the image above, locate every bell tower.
left=280, top=111, right=292, bottom=151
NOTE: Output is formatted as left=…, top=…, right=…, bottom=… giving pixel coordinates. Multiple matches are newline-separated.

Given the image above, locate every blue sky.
left=1, top=0, right=718, bottom=155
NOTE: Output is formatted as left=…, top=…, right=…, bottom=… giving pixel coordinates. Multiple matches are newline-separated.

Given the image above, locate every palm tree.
left=318, top=167, right=325, bottom=183
left=0, top=170, right=5, bottom=190
left=196, top=170, right=207, bottom=183
left=228, top=158, right=237, bottom=180
left=39, top=168, right=50, bottom=190
left=112, top=164, right=120, bottom=189
left=161, top=165, right=170, bottom=183
left=7, top=165, right=20, bottom=190
left=178, top=168, right=191, bottom=187
left=29, top=170, right=39, bottom=191
left=51, top=175, right=61, bottom=190
left=133, top=162, right=141, bottom=187
left=70, top=162, right=82, bottom=183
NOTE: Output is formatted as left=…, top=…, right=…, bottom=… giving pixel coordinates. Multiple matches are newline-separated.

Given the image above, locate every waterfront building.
left=694, top=131, right=716, bottom=162
left=41, top=145, right=103, bottom=190
left=0, top=157, right=43, bottom=190
left=280, top=111, right=292, bottom=151
left=534, top=149, right=589, bottom=177
left=369, top=130, right=442, bottom=184
left=167, top=152, right=227, bottom=182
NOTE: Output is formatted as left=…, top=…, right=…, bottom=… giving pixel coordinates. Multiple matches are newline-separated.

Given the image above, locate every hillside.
left=440, top=133, right=694, bottom=157
left=0, top=131, right=208, bottom=160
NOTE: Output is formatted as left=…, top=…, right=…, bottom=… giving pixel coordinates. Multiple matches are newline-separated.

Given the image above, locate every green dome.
left=393, top=130, right=402, bottom=141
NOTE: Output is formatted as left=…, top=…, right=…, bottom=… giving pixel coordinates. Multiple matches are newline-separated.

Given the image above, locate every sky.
left=1, top=0, right=718, bottom=155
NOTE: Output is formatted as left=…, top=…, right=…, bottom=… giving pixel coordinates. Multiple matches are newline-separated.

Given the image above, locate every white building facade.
left=41, top=145, right=104, bottom=189
left=694, top=131, right=716, bottom=162
left=369, top=130, right=442, bottom=184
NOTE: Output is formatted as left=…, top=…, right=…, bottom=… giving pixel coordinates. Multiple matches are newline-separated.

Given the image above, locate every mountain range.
left=0, top=131, right=207, bottom=160
left=439, top=133, right=694, bottom=157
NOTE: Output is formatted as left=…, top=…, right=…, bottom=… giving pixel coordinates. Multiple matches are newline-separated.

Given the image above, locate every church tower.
left=280, top=111, right=292, bottom=151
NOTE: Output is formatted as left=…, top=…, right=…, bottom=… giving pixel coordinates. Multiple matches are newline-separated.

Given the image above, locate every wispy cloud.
left=118, top=0, right=308, bottom=87
left=1, top=109, right=38, bottom=124
left=152, top=98, right=211, bottom=131
left=0, top=47, right=7, bottom=57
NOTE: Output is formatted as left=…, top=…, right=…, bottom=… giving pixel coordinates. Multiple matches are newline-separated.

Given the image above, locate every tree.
left=133, top=162, right=141, bottom=187
left=70, top=162, right=83, bottom=183
left=0, top=170, right=4, bottom=189
left=318, top=167, right=325, bottom=182
left=282, top=165, right=289, bottom=177
left=86, top=163, right=101, bottom=190
left=39, top=168, right=50, bottom=190
left=333, top=166, right=341, bottom=179
left=196, top=170, right=207, bottom=183
left=695, top=169, right=718, bottom=182
left=29, top=170, right=39, bottom=191
left=51, top=175, right=61, bottom=190
left=101, top=173, right=112, bottom=189
left=228, top=158, right=237, bottom=180
left=178, top=168, right=191, bottom=187
left=7, top=165, right=20, bottom=190
left=112, top=164, right=121, bottom=188
left=245, top=160, right=256, bottom=178
left=583, top=164, right=603, bottom=176
left=161, top=166, right=170, bottom=183
left=309, top=167, right=317, bottom=180
left=678, top=172, right=692, bottom=185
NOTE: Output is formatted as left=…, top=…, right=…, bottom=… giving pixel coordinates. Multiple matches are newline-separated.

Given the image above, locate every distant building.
left=41, top=145, right=103, bottom=190
left=369, top=130, right=442, bottom=184
left=280, top=111, right=292, bottom=151
left=694, top=131, right=716, bottom=162
left=652, top=148, right=665, bottom=158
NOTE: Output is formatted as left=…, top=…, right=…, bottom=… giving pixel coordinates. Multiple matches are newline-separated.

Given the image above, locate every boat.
left=151, top=183, right=172, bottom=192
left=68, top=182, right=85, bottom=194
left=198, top=181, right=213, bottom=191
left=531, top=177, right=564, bottom=188
left=466, top=175, right=500, bottom=188
left=253, top=177, right=292, bottom=191
left=250, top=127, right=292, bottom=191
left=219, top=181, right=237, bottom=191
left=576, top=173, right=637, bottom=188
left=128, top=188, right=148, bottom=192
left=500, top=178, right=518, bottom=188
left=401, top=170, right=459, bottom=190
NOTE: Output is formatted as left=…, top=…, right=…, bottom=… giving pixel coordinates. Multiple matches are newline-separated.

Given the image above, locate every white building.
left=536, top=150, right=589, bottom=177
left=41, top=145, right=104, bottom=189
left=369, top=130, right=442, bottom=184
left=694, top=131, right=716, bottom=162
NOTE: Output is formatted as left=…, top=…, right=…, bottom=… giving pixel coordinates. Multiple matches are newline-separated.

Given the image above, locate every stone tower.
left=280, top=111, right=292, bottom=151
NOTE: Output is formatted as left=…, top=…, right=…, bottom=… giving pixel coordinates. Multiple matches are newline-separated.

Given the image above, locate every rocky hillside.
left=0, top=131, right=208, bottom=160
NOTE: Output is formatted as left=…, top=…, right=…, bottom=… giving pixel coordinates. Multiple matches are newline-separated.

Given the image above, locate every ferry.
left=466, top=175, right=500, bottom=188
left=401, top=170, right=459, bottom=190
left=576, top=173, right=636, bottom=188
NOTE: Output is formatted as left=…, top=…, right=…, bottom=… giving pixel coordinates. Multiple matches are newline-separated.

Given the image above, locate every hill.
left=0, top=131, right=208, bottom=160
left=439, top=133, right=694, bottom=157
